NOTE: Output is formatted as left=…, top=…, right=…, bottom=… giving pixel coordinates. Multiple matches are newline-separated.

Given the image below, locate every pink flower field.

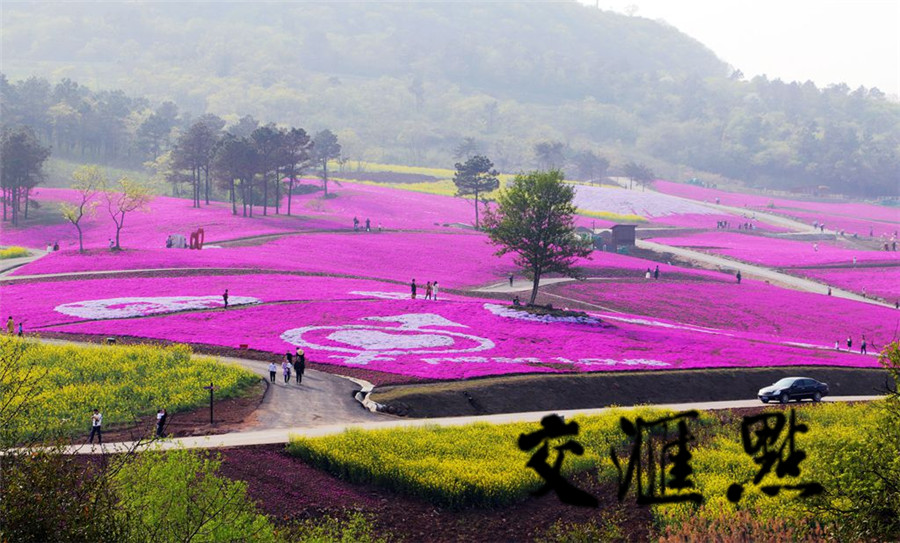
left=649, top=231, right=900, bottom=268
left=648, top=213, right=786, bottom=232
left=795, top=266, right=900, bottom=302
left=40, top=297, right=879, bottom=380
left=0, top=273, right=426, bottom=328
left=654, top=180, right=900, bottom=225
left=549, top=277, right=899, bottom=349
left=0, top=188, right=339, bottom=250
left=285, top=180, right=478, bottom=230
left=11, top=231, right=522, bottom=288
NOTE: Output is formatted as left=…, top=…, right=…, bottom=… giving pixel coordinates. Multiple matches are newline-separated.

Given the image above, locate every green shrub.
left=115, top=448, right=276, bottom=543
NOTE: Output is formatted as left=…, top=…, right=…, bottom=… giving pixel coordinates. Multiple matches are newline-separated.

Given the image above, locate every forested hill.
left=2, top=1, right=898, bottom=196
left=1, top=2, right=724, bottom=104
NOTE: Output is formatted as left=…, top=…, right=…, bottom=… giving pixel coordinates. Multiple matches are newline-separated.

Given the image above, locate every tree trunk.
left=23, top=189, right=30, bottom=220
left=529, top=269, right=542, bottom=305
left=287, top=181, right=293, bottom=216
left=76, top=223, right=84, bottom=253
left=204, top=166, right=210, bottom=205
left=274, top=168, right=281, bottom=214
left=322, top=160, right=329, bottom=195
left=230, top=180, right=237, bottom=215
left=262, top=172, right=268, bottom=216
left=474, top=190, right=480, bottom=228
left=114, top=214, right=124, bottom=249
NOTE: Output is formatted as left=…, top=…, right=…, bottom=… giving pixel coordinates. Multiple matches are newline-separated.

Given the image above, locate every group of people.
left=410, top=279, right=439, bottom=300
left=837, top=335, right=868, bottom=355
left=6, top=315, right=23, bottom=336
left=269, top=348, right=306, bottom=385
left=353, top=217, right=381, bottom=232
left=644, top=266, right=660, bottom=280
left=45, top=241, right=60, bottom=252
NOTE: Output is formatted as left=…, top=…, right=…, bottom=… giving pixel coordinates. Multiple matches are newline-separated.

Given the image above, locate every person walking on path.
left=6, top=316, right=14, bottom=335
left=425, top=281, right=433, bottom=300
left=89, top=409, right=103, bottom=444
left=860, top=336, right=867, bottom=355
left=509, top=273, right=514, bottom=287
left=284, top=351, right=293, bottom=378
left=736, top=271, right=742, bottom=284
left=847, top=336, right=852, bottom=350
left=353, top=217, right=360, bottom=231
left=365, top=218, right=371, bottom=232
left=155, top=408, right=167, bottom=438
left=432, top=281, right=439, bottom=301
left=268, top=362, right=277, bottom=383
left=295, top=347, right=306, bottom=384
left=411, top=279, right=417, bottom=299
left=282, top=359, right=292, bottom=384
left=223, top=289, right=229, bottom=309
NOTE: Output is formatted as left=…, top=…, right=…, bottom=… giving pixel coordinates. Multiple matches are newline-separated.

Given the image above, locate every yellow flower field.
left=1, top=337, right=258, bottom=441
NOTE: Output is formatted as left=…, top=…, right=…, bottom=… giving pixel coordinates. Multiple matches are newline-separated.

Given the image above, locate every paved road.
left=35, top=338, right=384, bottom=433
left=0, top=249, right=49, bottom=276
left=63, top=395, right=885, bottom=454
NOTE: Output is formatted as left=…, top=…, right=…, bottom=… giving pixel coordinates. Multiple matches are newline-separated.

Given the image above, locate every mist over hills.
left=2, top=1, right=897, bottom=196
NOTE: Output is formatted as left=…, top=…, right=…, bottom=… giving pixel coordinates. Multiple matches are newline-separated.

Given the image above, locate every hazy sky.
left=585, top=0, right=900, bottom=98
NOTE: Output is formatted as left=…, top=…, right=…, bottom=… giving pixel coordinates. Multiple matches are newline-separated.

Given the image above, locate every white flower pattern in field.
left=483, top=303, right=602, bottom=325
left=327, top=329, right=456, bottom=350
left=55, top=295, right=260, bottom=319
left=573, top=185, right=713, bottom=217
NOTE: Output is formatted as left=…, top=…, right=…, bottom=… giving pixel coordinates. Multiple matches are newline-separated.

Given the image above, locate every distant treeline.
left=1, top=2, right=898, bottom=196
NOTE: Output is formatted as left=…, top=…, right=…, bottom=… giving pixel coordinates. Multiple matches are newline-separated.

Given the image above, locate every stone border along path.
left=61, top=395, right=885, bottom=455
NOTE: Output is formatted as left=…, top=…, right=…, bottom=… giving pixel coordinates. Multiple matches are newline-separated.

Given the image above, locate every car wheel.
left=780, top=393, right=789, bottom=404
left=813, top=392, right=822, bottom=402
left=761, top=398, right=769, bottom=404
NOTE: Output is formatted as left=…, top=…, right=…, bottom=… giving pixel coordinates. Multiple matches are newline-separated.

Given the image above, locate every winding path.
left=64, top=395, right=884, bottom=455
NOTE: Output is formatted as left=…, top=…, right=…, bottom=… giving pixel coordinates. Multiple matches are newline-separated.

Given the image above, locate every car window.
left=774, top=378, right=796, bottom=387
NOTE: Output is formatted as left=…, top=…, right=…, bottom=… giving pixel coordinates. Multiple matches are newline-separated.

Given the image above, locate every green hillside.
left=2, top=1, right=897, bottom=195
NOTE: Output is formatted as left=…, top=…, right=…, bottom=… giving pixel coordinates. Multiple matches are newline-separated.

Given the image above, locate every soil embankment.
left=372, top=366, right=892, bottom=417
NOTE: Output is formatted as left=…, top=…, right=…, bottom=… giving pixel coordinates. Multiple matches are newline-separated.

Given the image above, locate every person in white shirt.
left=268, top=362, right=277, bottom=383
left=89, top=409, right=102, bottom=444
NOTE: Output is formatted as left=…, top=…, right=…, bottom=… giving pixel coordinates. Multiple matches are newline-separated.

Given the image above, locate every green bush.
left=115, top=448, right=276, bottom=543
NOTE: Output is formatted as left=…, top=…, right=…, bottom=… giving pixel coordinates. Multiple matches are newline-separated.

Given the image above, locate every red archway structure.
left=189, top=227, right=205, bottom=250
